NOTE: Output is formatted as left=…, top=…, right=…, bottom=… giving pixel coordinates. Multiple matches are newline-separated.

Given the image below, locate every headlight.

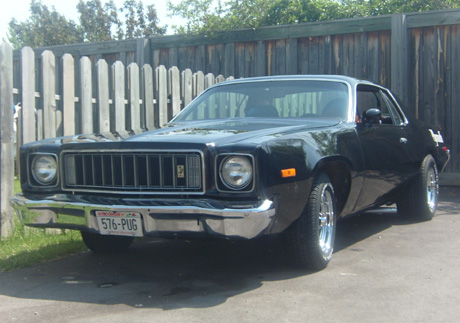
left=31, top=155, right=57, bottom=185
left=220, top=155, right=253, bottom=190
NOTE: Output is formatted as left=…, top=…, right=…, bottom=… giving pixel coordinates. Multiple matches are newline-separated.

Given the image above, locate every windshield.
left=173, top=80, right=350, bottom=122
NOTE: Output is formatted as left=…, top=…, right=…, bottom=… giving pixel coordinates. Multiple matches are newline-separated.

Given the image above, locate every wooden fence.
left=13, top=9, right=460, bottom=174
left=1, top=9, right=460, bottom=236
left=0, top=43, right=230, bottom=237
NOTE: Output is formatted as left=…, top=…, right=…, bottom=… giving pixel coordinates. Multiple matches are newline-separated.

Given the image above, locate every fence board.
left=142, top=64, right=155, bottom=130
left=80, top=56, right=93, bottom=134
left=21, top=47, right=36, bottom=144
left=42, top=51, right=57, bottom=139
left=62, top=54, right=75, bottom=135
left=156, top=65, right=168, bottom=127
left=128, top=63, right=141, bottom=132
left=112, top=61, right=125, bottom=134
left=96, top=59, right=110, bottom=133
left=169, top=66, right=181, bottom=119
left=182, top=69, right=193, bottom=108
left=0, top=43, right=14, bottom=237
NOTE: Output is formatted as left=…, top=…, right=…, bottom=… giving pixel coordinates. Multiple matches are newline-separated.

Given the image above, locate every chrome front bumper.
left=11, top=194, right=276, bottom=239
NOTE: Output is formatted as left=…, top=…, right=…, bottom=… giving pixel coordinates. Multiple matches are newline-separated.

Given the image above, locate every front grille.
left=61, top=150, right=204, bottom=194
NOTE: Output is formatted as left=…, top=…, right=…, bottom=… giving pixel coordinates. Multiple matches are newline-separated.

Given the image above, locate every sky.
left=0, top=0, right=183, bottom=43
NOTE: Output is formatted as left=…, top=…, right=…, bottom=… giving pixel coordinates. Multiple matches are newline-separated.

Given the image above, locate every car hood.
left=125, top=118, right=342, bottom=146
left=25, top=118, right=342, bottom=150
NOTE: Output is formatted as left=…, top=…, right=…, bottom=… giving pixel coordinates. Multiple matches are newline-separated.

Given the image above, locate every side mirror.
left=365, top=108, right=382, bottom=121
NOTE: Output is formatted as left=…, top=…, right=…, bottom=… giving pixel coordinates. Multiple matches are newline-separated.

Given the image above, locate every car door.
left=354, top=84, right=417, bottom=209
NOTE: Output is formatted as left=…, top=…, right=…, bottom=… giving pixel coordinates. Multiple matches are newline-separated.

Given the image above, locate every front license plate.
left=96, top=211, right=143, bottom=237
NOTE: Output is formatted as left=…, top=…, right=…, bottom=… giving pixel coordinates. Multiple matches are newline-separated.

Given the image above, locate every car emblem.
left=177, top=165, right=185, bottom=178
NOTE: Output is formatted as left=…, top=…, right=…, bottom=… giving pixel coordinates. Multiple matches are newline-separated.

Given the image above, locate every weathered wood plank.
left=391, top=14, right=409, bottom=105
left=80, top=56, right=93, bottom=134
left=286, top=38, right=298, bottom=75
left=156, top=65, right=168, bottom=126
left=96, top=59, right=110, bottom=133
left=42, top=51, right=57, bottom=138
left=194, top=71, right=205, bottom=98
left=169, top=66, right=181, bottom=119
left=406, top=9, right=460, bottom=29
left=112, top=61, right=126, bottom=134
left=0, top=43, right=14, bottom=237
left=244, top=42, right=256, bottom=77
left=182, top=68, right=193, bottom=108
left=142, top=64, right=155, bottom=130
left=256, top=41, right=266, bottom=76
left=224, top=42, right=235, bottom=77
left=128, top=63, right=141, bottom=132
left=148, top=15, right=393, bottom=49
left=62, top=54, right=75, bottom=135
left=449, top=25, right=460, bottom=172
left=21, top=47, right=36, bottom=144
left=275, top=40, right=286, bottom=75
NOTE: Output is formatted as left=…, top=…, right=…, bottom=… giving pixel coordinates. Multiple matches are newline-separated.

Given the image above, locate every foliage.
left=8, top=0, right=166, bottom=49
left=0, top=220, right=86, bottom=272
left=168, top=0, right=460, bottom=35
left=8, top=0, right=83, bottom=49
left=0, top=180, right=86, bottom=272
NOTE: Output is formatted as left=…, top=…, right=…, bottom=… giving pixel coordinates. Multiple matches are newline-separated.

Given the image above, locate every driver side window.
left=356, top=85, right=393, bottom=125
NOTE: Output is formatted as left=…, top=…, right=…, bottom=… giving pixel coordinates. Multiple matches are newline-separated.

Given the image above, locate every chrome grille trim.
left=60, top=149, right=205, bottom=195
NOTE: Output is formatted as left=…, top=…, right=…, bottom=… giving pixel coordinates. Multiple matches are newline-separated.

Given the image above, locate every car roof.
left=214, top=74, right=377, bottom=88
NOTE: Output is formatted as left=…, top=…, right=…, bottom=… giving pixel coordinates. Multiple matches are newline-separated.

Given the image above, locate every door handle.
left=400, top=137, right=408, bottom=144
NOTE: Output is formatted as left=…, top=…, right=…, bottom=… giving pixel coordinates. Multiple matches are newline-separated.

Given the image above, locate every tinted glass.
left=173, top=80, right=350, bottom=122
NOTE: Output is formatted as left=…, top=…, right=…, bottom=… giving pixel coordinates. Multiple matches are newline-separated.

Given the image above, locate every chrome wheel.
left=319, top=184, right=335, bottom=260
left=426, top=165, right=438, bottom=213
left=285, top=172, right=337, bottom=270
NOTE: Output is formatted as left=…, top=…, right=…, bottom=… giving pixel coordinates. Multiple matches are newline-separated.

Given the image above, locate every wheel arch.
left=312, top=157, right=353, bottom=216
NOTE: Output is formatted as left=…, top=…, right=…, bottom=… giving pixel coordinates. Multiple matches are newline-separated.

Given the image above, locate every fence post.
left=0, top=43, right=14, bottom=238
left=391, top=14, right=409, bottom=107
left=21, top=47, right=36, bottom=144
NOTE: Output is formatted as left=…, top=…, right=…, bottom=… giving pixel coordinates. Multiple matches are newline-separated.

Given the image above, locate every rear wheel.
left=81, top=231, right=134, bottom=253
left=397, top=154, right=438, bottom=221
left=285, top=173, right=336, bottom=270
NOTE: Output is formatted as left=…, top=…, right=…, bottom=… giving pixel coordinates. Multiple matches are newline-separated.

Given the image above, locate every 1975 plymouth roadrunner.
left=11, top=75, right=449, bottom=270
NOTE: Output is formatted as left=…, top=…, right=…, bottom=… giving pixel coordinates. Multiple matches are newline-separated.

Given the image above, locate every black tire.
left=397, top=154, right=439, bottom=221
left=80, top=231, right=134, bottom=253
left=284, top=173, right=337, bottom=270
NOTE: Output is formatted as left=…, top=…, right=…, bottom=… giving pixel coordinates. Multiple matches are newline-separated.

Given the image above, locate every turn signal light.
left=281, top=168, right=296, bottom=178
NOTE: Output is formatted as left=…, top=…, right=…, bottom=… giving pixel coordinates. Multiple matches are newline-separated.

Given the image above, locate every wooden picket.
left=8, top=45, right=229, bottom=146
left=0, top=41, right=232, bottom=236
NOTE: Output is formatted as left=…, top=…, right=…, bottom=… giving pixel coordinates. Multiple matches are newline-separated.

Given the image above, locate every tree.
left=8, top=0, right=166, bottom=49
left=8, top=0, right=83, bottom=48
left=77, top=0, right=119, bottom=43
left=167, top=0, right=460, bottom=35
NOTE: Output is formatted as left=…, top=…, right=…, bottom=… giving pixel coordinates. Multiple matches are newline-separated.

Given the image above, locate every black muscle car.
left=11, top=75, right=450, bottom=270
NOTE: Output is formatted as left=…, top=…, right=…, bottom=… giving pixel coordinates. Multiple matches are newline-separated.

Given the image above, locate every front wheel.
left=81, top=231, right=134, bottom=253
left=284, top=173, right=337, bottom=271
left=397, top=154, right=439, bottom=221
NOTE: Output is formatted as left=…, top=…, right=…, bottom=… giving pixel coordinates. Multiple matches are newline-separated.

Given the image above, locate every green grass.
left=0, top=179, right=87, bottom=272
